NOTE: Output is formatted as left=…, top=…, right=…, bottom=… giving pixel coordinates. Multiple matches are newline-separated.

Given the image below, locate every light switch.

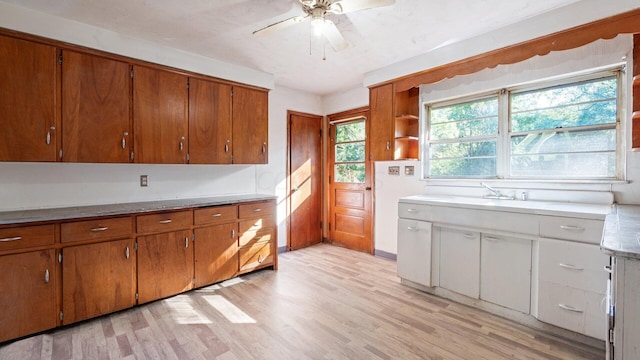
left=140, top=175, right=148, bottom=187
left=405, top=166, right=415, bottom=176
left=388, top=166, right=400, bottom=175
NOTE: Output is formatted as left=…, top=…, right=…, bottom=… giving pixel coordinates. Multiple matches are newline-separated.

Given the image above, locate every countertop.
left=0, top=194, right=277, bottom=225
left=601, top=204, right=640, bottom=260
left=399, top=194, right=613, bottom=220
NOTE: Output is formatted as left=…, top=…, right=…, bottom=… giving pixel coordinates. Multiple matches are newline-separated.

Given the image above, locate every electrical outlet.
left=405, top=166, right=415, bottom=176
left=388, top=166, right=400, bottom=175
left=140, top=175, right=148, bottom=187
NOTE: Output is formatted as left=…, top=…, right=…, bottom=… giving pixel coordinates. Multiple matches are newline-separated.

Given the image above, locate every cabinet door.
left=0, top=250, right=57, bottom=342
left=62, top=239, right=136, bottom=324
left=0, top=35, right=58, bottom=161
left=232, top=86, right=268, bottom=164
left=137, top=230, right=194, bottom=303
left=62, top=51, right=131, bottom=163
left=439, top=228, right=480, bottom=298
left=397, top=219, right=432, bottom=287
left=194, top=223, right=238, bottom=287
left=133, top=66, right=188, bottom=164
left=189, top=78, right=232, bottom=164
left=369, top=84, right=394, bottom=161
left=480, top=235, right=531, bottom=313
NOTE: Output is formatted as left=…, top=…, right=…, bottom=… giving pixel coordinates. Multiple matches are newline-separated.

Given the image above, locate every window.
left=424, top=71, right=621, bottom=180
left=334, top=120, right=366, bottom=183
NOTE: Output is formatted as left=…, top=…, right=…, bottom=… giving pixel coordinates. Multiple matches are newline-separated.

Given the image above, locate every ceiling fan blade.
left=329, top=0, right=395, bottom=14
left=253, top=15, right=307, bottom=36
left=323, top=20, right=349, bottom=52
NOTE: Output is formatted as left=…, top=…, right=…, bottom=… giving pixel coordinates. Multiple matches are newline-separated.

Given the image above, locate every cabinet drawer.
left=239, top=217, right=276, bottom=235
left=194, top=205, right=237, bottom=226
left=136, top=210, right=192, bottom=233
left=537, top=281, right=606, bottom=340
left=239, top=239, right=274, bottom=273
left=539, top=216, right=603, bottom=244
left=61, top=217, right=133, bottom=243
left=538, top=239, right=608, bottom=294
left=0, top=224, right=55, bottom=251
left=398, top=202, right=431, bottom=221
left=239, top=228, right=275, bottom=247
left=238, top=201, right=274, bottom=219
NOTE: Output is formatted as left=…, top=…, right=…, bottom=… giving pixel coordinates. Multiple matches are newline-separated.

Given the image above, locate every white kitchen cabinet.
left=439, top=227, right=480, bottom=299
left=480, top=234, right=532, bottom=313
left=397, top=218, right=432, bottom=286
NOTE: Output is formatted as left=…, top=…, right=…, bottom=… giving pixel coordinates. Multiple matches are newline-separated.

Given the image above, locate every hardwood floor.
left=0, top=243, right=604, bottom=359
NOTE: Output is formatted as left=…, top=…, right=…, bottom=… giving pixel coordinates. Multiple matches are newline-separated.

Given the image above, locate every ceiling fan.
left=253, top=0, right=395, bottom=52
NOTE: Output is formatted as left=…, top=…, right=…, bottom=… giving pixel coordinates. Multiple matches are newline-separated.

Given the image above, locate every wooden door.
left=133, top=65, right=188, bottom=164
left=328, top=109, right=373, bottom=253
left=0, top=35, right=58, bottom=161
left=189, top=78, right=232, bottom=164
left=0, top=250, right=57, bottom=342
left=288, top=112, right=322, bottom=250
left=232, top=86, right=268, bottom=164
left=62, top=239, right=136, bottom=324
left=369, top=84, right=394, bottom=161
left=137, top=230, right=194, bottom=303
left=62, top=50, right=131, bottom=162
left=194, top=223, right=238, bottom=287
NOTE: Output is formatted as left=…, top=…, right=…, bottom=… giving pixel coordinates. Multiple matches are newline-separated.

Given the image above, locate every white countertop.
left=601, top=205, right=640, bottom=260
left=399, top=194, right=612, bottom=220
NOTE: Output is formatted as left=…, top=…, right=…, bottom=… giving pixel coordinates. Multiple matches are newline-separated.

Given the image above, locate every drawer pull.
left=158, top=219, right=173, bottom=224
left=484, top=236, right=501, bottom=242
left=44, top=269, right=50, bottom=284
left=90, top=226, right=109, bottom=232
left=463, top=233, right=476, bottom=239
left=406, top=209, right=419, bottom=213
left=559, top=263, right=584, bottom=271
left=253, top=208, right=262, bottom=212
left=258, top=254, right=264, bottom=263
left=125, top=246, right=130, bottom=259
left=407, top=226, right=419, bottom=232
left=211, top=213, right=222, bottom=217
left=558, top=303, right=583, bottom=313
left=560, top=225, right=585, bottom=232
left=185, top=237, right=189, bottom=248
left=0, top=236, right=22, bottom=242
left=604, top=265, right=612, bottom=274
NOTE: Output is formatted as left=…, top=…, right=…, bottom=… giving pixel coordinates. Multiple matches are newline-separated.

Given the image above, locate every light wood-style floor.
left=1, top=243, right=604, bottom=360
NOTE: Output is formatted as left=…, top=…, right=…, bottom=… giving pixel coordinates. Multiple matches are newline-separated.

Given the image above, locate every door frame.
left=325, top=106, right=373, bottom=254
left=286, top=110, right=324, bottom=251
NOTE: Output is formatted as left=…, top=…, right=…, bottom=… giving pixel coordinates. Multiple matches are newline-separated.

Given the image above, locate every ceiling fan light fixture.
left=310, top=8, right=326, bottom=37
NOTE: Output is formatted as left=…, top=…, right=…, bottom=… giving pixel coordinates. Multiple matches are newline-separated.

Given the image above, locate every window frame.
left=421, top=68, right=624, bottom=181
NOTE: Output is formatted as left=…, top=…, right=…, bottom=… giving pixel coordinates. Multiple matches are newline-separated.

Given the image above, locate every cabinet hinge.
left=192, top=278, right=196, bottom=285
left=135, top=293, right=139, bottom=300
left=130, top=152, right=134, bottom=161
left=230, top=88, right=233, bottom=97
left=187, top=79, right=190, bottom=89
left=130, top=69, right=134, bottom=78
left=59, top=149, right=63, bottom=160
left=58, top=252, right=62, bottom=263
left=186, top=153, right=190, bottom=162
left=59, top=311, right=63, bottom=321
left=58, top=54, right=62, bottom=65
left=134, top=242, right=138, bottom=251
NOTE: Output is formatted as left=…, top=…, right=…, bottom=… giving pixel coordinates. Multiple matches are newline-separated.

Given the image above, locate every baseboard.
left=278, top=246, right=287, bottom=254
left=374, top=249, right=397, bottom=261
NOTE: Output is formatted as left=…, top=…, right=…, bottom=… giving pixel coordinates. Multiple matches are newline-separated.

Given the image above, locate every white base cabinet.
left=481, top=234, right=532, bottom=313
left=397, top=219, right=432, bottom=287
left=439, top=228, right=480, bottom=299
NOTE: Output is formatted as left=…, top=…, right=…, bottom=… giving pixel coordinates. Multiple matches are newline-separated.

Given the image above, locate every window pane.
left=430, top=97, right=498, bottom=140
left=430, top=141, right=496, bottom=159
left=335, top=163, right=365, bottom=183
left=511, top=77, right=617, bottom=132
left=511, top=128, right=616, bottom=155
left=430, top=158, right=496, bottom=177
left=511, top=152, right=615, bottom=178
left=335, top=142, right=365, bottom=162
left=335, top=120, right=365, bottom=143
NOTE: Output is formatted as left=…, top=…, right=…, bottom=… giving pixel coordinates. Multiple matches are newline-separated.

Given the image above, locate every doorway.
left=327, top=107, right=373, bottom=254
left=287, top=111, right=323, bottom=251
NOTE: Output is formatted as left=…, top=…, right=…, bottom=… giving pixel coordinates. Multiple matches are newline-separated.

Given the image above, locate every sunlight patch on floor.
left=203, top=295, right=256, bottom=324
left=164, top=295, right=212, bottom=325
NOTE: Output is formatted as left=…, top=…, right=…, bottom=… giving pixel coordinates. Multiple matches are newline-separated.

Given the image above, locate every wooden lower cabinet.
left=238, top=200, right=277, bottom=274
left=194, top=223, right=238, bottom=287
left=0, top=250, right=57, bottom=342
left=239, top=231, right=276, bottom=274
left=62, top=239, right=136, bottom=324
left=137, top=230, right=194, bottom=304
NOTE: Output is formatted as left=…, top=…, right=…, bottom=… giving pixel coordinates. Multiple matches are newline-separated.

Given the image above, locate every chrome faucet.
left=480, top=182, right=501, bottom=197
left=480, top=182, right=515, bottom=200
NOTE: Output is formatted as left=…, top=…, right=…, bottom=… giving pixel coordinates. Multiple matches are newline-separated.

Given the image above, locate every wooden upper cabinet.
left=62, top=51, right=131, bottom=163
left=0, top=35, right=58, bottom=162
left=133, top=65, right=188, bottom=164
left=232, top=86, right=269, bottom=164
left=188, top=78, right=232, bottom=164
left=369, top=84, right=395, bottom=161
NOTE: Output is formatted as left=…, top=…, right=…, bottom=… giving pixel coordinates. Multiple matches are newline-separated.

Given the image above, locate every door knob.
left=365, top=187, right=372, bottom=191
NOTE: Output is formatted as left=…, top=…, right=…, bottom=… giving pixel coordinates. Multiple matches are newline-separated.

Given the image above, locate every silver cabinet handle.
left=258, top=254, right=264, bottom=263
left=46, top=126, right=55, bottom=145
left=463, top=233, right=476, bottom=239
left=44, top=269, right=50, bottom=284
left=604, top=265, right=612, bottom=273
left=406, top=209, right=418, bottom=213
left=125, top=246, right=130, bottom=259
left=0, top=236, right=22, bottom=242
left=159, top=219, right=172, bottom=224
left=484, top=236, right=501, bottom=242
left=407, top=226, right=419, bottom=232
left=253, top=208, right=262, bottom=212
left=386, top=141, right=391, bottom=150
left=185, top=237, right=189, bottom=248
left=231, top=229, right=236, bottom=239
left=90, top=226, right=109, bottom=232
left=558, top=303, right=583, bottom=313
left=121, top=131, right=129, bottom=149
left=211, top=213, right=222, bottom=217
left=179, top=136, right=185, bottom=152
left=225, top=139, right=230, bottom=153
left=559, top=263, right=584, bottom=271
left=262, top=142, right=267, bottom=153
left=560, top=225, right=585, bottom=231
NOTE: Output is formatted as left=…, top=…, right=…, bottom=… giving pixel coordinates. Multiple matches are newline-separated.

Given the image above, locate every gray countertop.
left=601, top=204, right=640, bottom=260
left=0, top=194, right=276, bottom=225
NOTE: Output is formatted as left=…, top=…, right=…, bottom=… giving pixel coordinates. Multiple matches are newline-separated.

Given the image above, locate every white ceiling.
left=0, top=0, right=623, bottom=95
